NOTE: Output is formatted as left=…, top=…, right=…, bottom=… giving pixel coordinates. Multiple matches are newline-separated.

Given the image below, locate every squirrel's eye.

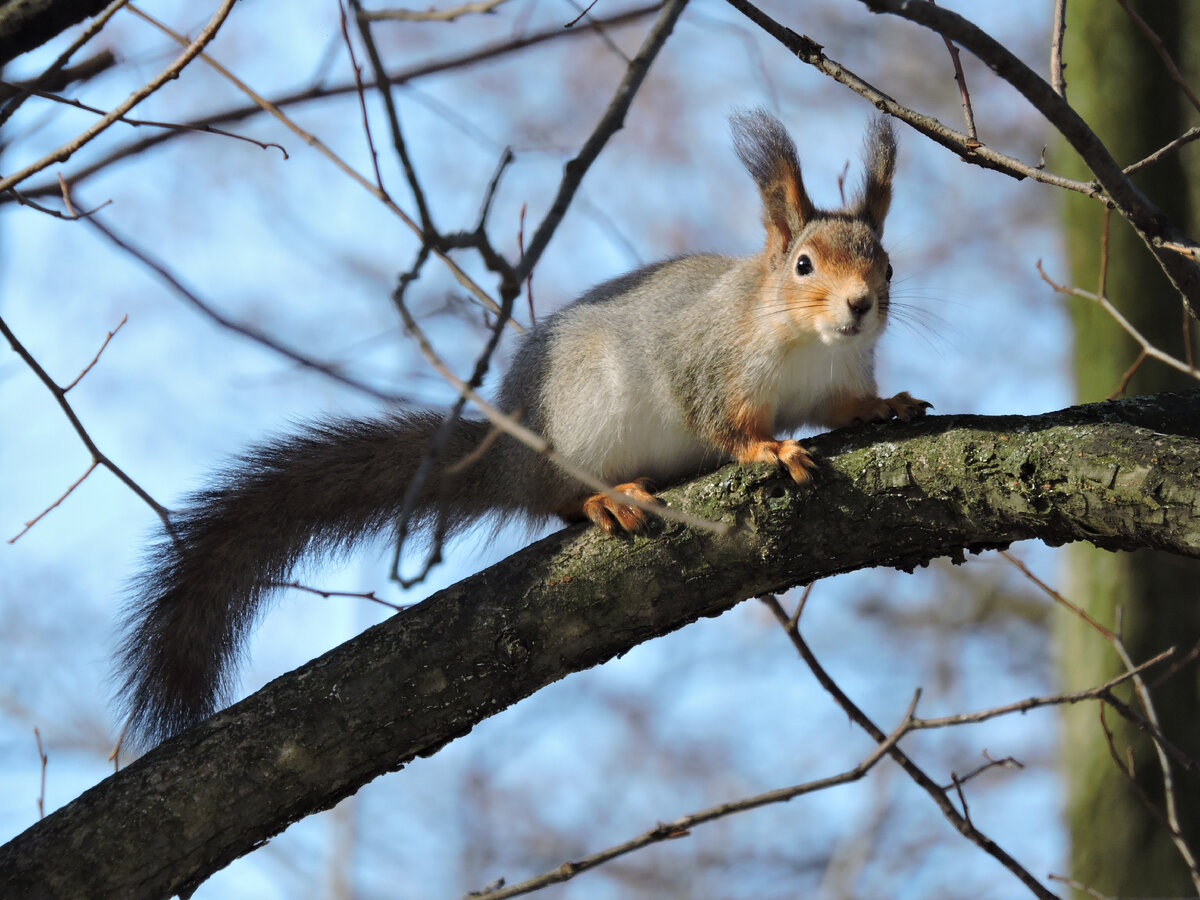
left=795, top=254, right=814, bottom=276
left=885, top=263, right=894, bottom=282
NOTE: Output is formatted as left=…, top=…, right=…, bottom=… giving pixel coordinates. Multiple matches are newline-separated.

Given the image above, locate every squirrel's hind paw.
left=737, top=439, right=817, bottom=485
left=579, top=477, right=659, bottom=535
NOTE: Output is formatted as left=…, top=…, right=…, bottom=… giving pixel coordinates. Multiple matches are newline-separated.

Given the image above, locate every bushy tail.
left=116, top=412, right=506, bottom=748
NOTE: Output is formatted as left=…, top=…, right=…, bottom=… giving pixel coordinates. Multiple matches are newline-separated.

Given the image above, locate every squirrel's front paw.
left=833, top=392, right=932, bottom=426
left=883, top=391, right=933, bottom=422
left=738, top=439, right=816, bottom=485
left=581, top=477, right=659, bottom=535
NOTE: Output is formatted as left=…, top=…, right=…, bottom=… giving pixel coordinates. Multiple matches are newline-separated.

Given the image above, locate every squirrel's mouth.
left=836, top=323, right=862, bottom=337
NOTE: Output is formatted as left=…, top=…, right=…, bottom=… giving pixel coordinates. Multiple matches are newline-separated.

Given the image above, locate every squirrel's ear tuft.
left=730, top=108, right=815, bottom=264
left=855, top=116, right=896, bottom=236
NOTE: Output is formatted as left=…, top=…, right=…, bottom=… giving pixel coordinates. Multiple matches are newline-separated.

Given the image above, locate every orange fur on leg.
left=721, top=397, right=818, bottom=485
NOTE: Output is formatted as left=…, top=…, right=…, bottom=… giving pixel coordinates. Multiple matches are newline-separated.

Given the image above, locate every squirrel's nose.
left=847, top=294, right=874, bottom=318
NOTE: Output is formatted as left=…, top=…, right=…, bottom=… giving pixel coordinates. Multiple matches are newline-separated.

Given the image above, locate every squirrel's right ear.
left=854, top=116, right=896, bottom=236
left=731, top=109, right=815, bottom=266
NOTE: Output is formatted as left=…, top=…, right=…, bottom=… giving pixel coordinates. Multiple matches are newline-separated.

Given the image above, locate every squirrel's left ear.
left=731, top=108, right=816, bottom=266
left=855, top=116, right=896, bottom=237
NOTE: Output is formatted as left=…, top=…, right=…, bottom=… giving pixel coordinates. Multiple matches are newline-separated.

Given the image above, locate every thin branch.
left=74, top=204, right=409, bottom=405
left=514, top=0, right=689, bottom=283
left=351, top=0, right=435, bottom=234
left=1037, top=261, right=1200, bottom=384
left=1, top=83, right=289, bottom=157
left=760, top=595, right=1058, bottom=900
left=0, top=315, right=172, bottom=536
left=1049, top=0, right=1067, bottom=98
left=3, top=4, right=663, bottom=204
left=280, top=580, right=411, bottom=613
left=999, top=549, right=1113, bottom=640
left=125, top=3, right=500, bottom=321
left=33, top=729, right=47, bottom=820
left=722, top=0, right=1098, bottom=194
left=1002, top=551, right=1200, bottom=777
left=338, top=0, right=384, bottom=191
left=0, top=0, right=237, bottom=195
left=1110, top=623, right=1200, bottom=892
left=932, top=1, right=977, bottom=143
left=1123, top=126, right=1200, bottom=177
left=846, top=0, right=1200, bottom=314
left=1047, top=873, right=1112, bottom=900
left=361, top=0, right=511, bottom=22
left=8, top=461, right=99, bottom=543
left=909, top=647, right=1174, bottom=731
left=469, top=692, right=922, bottom=899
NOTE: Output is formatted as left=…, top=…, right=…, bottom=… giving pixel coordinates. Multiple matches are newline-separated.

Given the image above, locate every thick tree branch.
left=0, top=0, right=111, bottom=66
left=4, top=395, right=1200, bottom=897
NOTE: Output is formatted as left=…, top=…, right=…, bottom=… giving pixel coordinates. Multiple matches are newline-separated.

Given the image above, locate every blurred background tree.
left=1059, top=1, right=1200, bottom=896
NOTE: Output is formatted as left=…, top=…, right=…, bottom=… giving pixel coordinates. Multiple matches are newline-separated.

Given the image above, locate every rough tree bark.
left=3, top=396, right=1200, bottom=898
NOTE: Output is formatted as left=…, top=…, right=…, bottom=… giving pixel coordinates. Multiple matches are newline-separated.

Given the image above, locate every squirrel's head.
left=731, top=109, right=896, bottom=347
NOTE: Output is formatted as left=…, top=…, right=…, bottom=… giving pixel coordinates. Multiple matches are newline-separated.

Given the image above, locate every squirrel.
left=115, top=109, right=929, bottom=748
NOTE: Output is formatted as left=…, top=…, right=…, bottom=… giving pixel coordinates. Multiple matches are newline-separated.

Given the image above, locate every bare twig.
left=565, top=0, right=603, bottom=29
left=514, top=0, right=689, bottom=283
left=361, top=0, right=511, bottom=22
left=338, top=0, right=384, bottom=191
left=33, top=729, right=47, bottom=820
left=3, top=84, right=289, bottom=158
left=1047, top=873, right=1112, bottom=900
left=0, top=315, right=172, bottom=537
left=75, top=206, right=409, bottom=405
left=1037, top=261, right=1200, bottom=384
left=280, top=580, right=411, bottom=613
left=1123, top=126, right=1200, bottom=177
left=844, top=0, right=1200, bottom=315
left=0, top=0, right=237, bottom=195
left=932, top=1, right=977, bottom=143
left=1049, top=0, right=1067, bottom=98
left=999, top=549, right=1113, bottom=640
left=760, top=595, right=1058, bottom=900
left=1110, top=621, right=1200, bottom=892
left=126, top=3, right=499, bottom=320
left=64, top=313, right=126, bottom=391
left=999, top=549, right=1200, bottom=774
left=468, top=692, right=921, bottom=899
left=8, top=461, right=100, bottom=543
left=909, top=647, right=1174, bottom=731
left=351, top=0, right=435, bottom=233
left=4, top=4, right=663, bottom=205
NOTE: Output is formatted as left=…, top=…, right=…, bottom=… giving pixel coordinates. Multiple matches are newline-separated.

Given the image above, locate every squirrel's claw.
left=885, top=391, right=932, bottom=422
left=582, top=477, right=659, bottom=534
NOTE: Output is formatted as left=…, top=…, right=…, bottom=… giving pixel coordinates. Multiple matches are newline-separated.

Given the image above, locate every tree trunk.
left=1060, top=2, right=1200, bottom=896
